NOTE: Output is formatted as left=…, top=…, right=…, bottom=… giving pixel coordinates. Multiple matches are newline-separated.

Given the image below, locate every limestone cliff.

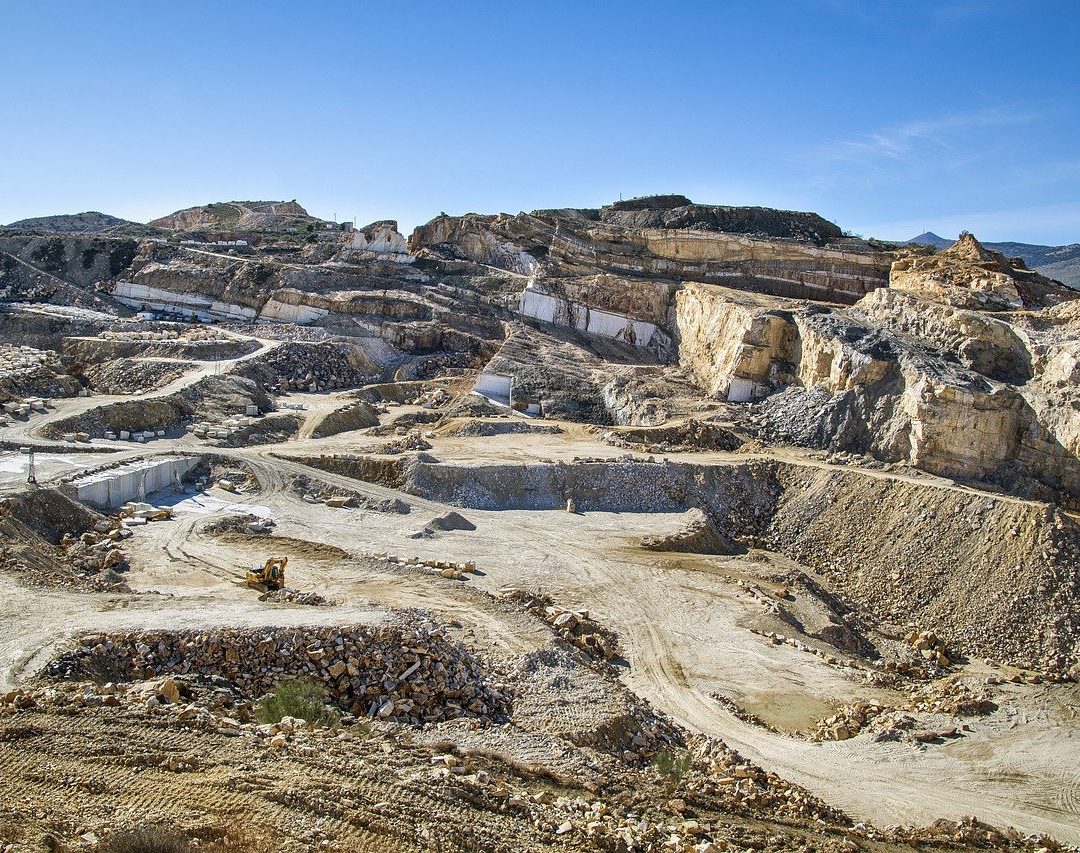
left=410, top=198, right=893, bottom=304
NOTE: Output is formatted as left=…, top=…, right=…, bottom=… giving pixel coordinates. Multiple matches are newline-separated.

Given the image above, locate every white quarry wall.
left=474, top=373, right=512, bottom=403
left=348, top=224, right=414, bottom=263
left=520, top=288, right=559, bottom=324
left=258, top=297, right=330, bottom=324
left=518, top=285, right=657, bottom=347
left=67, top=457, right=200, bottom=510
left=112, top=282, right=257, bottom=322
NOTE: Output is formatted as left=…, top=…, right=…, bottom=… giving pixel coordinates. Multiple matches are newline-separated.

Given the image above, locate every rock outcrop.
left=890, top=234, right=1071, bottom=311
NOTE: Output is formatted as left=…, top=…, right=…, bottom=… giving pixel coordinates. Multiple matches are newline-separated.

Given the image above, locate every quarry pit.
left=1, top=199, right=1078, bottom=851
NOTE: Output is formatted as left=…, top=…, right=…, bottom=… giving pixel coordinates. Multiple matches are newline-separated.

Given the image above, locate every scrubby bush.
left=100, top=824, right=193, bottom=853
left=652, top=748, right=693, bottom=788
left=255, top=676, right=340, bottom=727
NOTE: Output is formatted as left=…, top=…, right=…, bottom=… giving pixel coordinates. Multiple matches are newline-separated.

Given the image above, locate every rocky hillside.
left=149, top=200, right=313, bottom=232
left=4, top=194, right=1080, bottom=505
left=1, top=211, right=133, bottom=233
left=908, top=232, right=1080, bottom=290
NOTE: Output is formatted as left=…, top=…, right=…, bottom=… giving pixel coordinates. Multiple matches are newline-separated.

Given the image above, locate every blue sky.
left=2, top=0, right=1078, bottom=243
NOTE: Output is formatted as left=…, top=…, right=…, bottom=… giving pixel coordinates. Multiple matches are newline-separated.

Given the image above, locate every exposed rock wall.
left=853, top=288, right=1032, bottom=383
left=410, top=201, right=892, bottom=305
left=761, top=464, right=1080, bottom=673
left=677, top=281, right=1080, bottom=492
left=676, top=283, right=796, bottom=401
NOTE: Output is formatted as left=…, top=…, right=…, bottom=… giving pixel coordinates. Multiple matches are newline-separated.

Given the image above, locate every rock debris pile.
left=46, top=621, right=512, bottom=725
left=257, top=587, right=334, bottom=606
left=0, top=343, right=79, bottom=402
left=83, top=357, right=188, bottom=394
left=242, top=341, right=373, bottom=392
left=603, top=419, right=744, bottom=454
left=499, top=589, right=620, bottom=660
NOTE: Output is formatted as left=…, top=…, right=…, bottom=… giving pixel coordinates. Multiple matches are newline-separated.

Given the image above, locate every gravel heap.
left=45, top=621, right=512, bottom=725
left=499, top=589, right=620, bottom=661
left=239, top=341, right=374, bottom=392
left=761, top=465, right=1080, bottom=675
left=83, top=357, right=189, bottom=394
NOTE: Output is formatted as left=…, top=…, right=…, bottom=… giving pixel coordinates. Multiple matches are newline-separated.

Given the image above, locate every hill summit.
left=1, top=211, right=133, bottom=233
left=149, top=200, right=311, bottom=232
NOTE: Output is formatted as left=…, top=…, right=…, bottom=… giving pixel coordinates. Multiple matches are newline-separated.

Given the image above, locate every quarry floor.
left=0, top=335, right=1078, bottom=846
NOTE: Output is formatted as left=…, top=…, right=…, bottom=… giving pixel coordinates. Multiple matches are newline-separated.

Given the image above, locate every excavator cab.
left=245, top=556, right=287, bottom=591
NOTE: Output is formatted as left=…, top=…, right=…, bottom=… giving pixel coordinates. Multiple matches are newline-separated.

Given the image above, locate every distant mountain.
left=907, top=232, right=1080, bottom=290
left=149, top=200, right=312, bottom=232
left=907, top=231, right=953, bottom=250
left=1, top=211, right=134, bottom=233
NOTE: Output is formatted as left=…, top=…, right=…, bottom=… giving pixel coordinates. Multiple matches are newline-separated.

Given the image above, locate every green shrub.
left=100, top=824, right=193, bottom=853
left=255, top=676, right=340, bottom=727
left=652, top=748, right=693, bottom=787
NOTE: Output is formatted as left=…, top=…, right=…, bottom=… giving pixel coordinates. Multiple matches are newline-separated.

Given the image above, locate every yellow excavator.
left=245, top=556, right=287, bottom=591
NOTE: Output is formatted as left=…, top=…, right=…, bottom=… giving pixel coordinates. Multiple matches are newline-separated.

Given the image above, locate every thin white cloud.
left=817, top=110, right=1039, bottom=167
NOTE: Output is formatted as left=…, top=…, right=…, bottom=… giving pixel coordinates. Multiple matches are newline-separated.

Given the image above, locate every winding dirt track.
left=2, top=332, right=1078, bottom=845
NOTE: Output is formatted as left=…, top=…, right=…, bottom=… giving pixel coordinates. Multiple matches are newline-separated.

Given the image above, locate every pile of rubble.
left=603, top=419, right=744, bottom=454
left=243, top=342, right=373, bottom=392
left=905, top=679, right=996, bottom=716
left=681, top=736, right=850, bottom=823
left=0, top=343, right=80, bottom=402
left=413, top=387, right=451, bottom=408
left=499, top=589, right=620, bottom=660
left=45, top=621, right=513, bottom=725
left=289, top=473, right=410, bottom=513
left=811, top=700, right=888, bottom=741
left=640, top=508, right=734, bottom=555
left=101, top=327, right=226, bottom=343
left=383, top=431, right=433, bottom=453
left=84, top=357, right=188, bottom=395
left=309, top=400, right=379, bottom=438
left=0, top=489, right=131, bottom=592
left=258, top=587, right=334, bottom=606
left=905, top=628, right=953, bottom=667
left=451, top=419, right=563, bottom=438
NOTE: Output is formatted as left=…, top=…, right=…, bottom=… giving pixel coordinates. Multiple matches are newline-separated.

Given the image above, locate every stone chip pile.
left=499, top=589, right=620, bottom=661
left=44, top=621, right=512, bottom=725
left=245, top=342, right=373, bottom=392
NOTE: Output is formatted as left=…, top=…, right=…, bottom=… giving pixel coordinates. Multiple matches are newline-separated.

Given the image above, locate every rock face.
left=411, top=198, right=893, bottom=305
left=676, top=284, right=797, bottom=401
left=675, top=234, right=1080, bottom=499
left=345, top=220, right=412, bottom=262
left=853, top=288, right=1032, bottom=384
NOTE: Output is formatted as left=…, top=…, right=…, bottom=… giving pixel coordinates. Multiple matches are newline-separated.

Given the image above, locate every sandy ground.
left=1, top=331, right=1078, bottom=845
